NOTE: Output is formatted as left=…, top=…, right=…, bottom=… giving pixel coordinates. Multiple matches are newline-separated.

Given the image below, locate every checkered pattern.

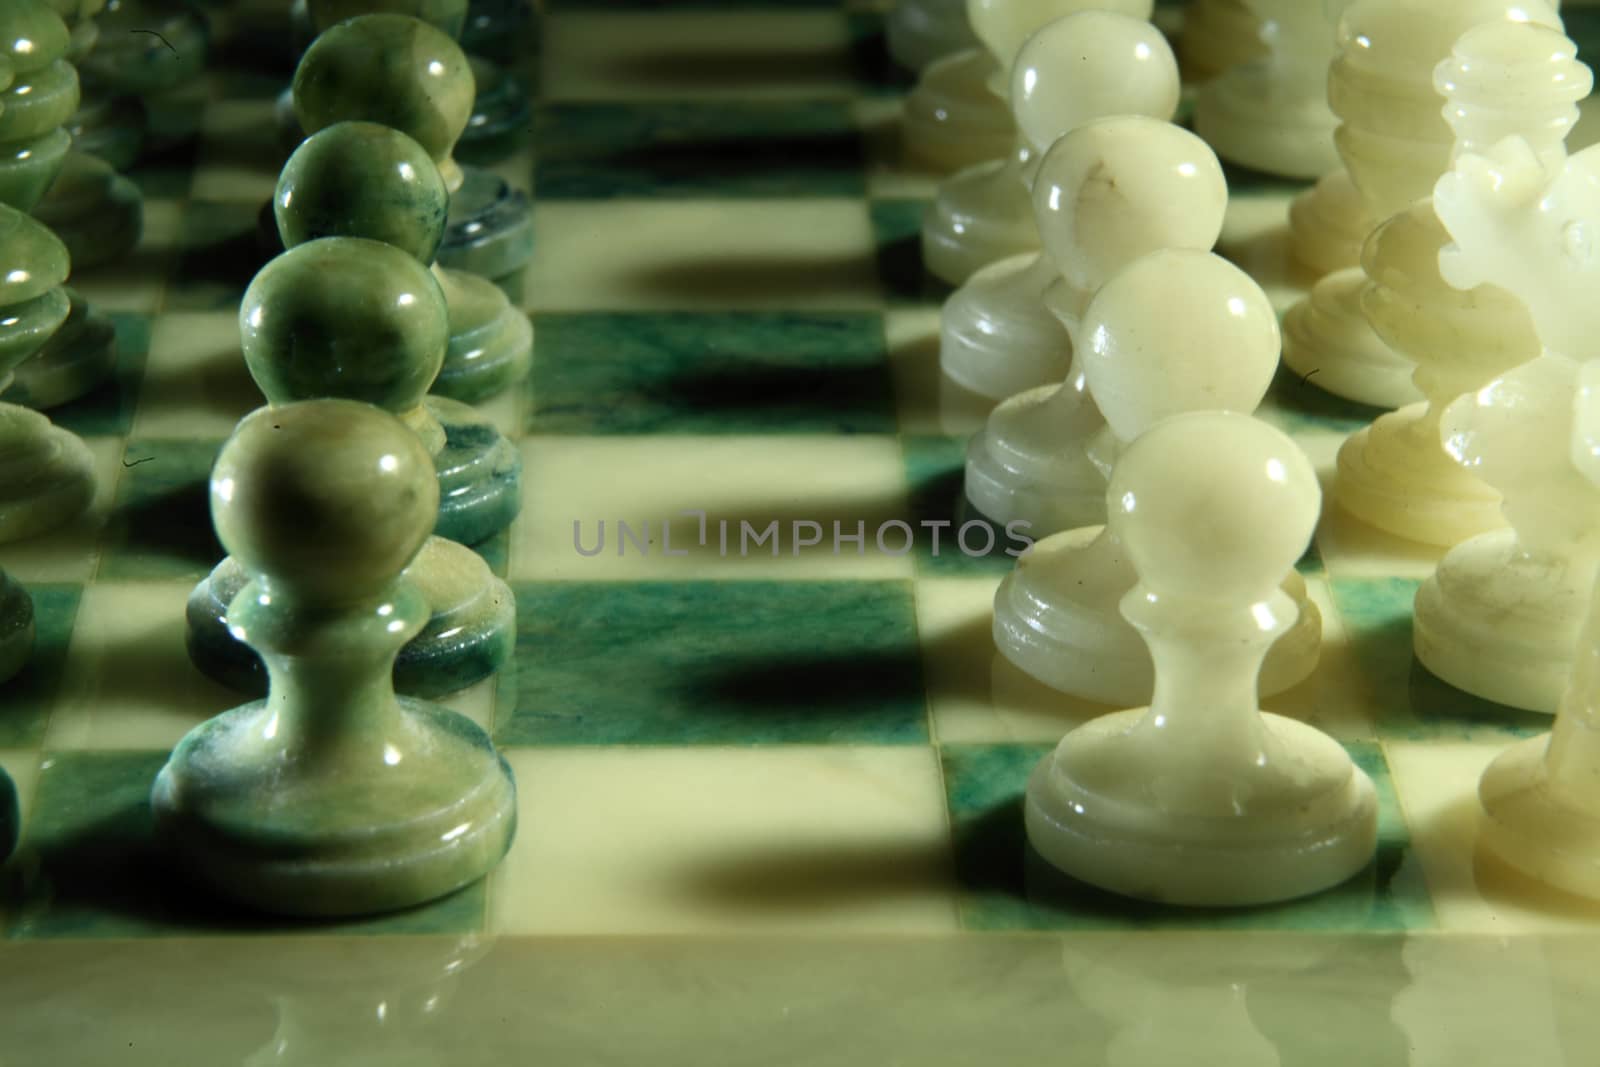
left=6, top=0, right=1600, bottom=952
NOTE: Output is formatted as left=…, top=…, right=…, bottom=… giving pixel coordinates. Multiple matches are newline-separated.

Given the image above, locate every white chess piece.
left=887, top=0, right=978, bottom=73
left=1476, top=358, right=1600, bottom=899
left=1025, top=410, right=1377, bottom=906
left=1284, top=0, right=1560, bottom=291
left=1179, top=0, right=1263, bottom=83
left=1416, top=138, right=1600, bottom=712
left=992, top=250, right=1321, bottom=706
left=920, top=6, right=1174, bottom=285
left=1194, top=0, right=1340, bottom=180
left=1332, top=22, right=1585, bottom=547
left=961, top=118, right=1228, bottom=536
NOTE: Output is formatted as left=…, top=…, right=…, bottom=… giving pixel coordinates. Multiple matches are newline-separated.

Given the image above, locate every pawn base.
left=1334, top=405, right=1505, bottom=548
left=0, top=569, right=35, bottom=687
left=1177, top=0, right=1263, bottom=84
left=1413, top=530, right=1590, bottom=714
left=900, top=49, right=1012, bottom=173
left=1287, top=172, right=1366, bottom=280
left=1026, top=709, right=1377, bottom=906
left=9, top=290, right=119, bottom=411
left=186, top=541, right=515, bottom=700
left=0, top=405, right=96, bottom=545
left=1479, top=735, right=1600, bottom=900
left=921, top=159, right=1036, bottom=286
left=437, top=166, right=535, bottom=298
left=1282, top=269, right=1422, bottom=410
left=939, top=253, right=1070, bottom=400
left=33, top=152, right=143, bottom=272
left=993, top=527, right=1321, bottom=706
left=151, top=697, right=517, bottom=917
left=428, top=396, right=522, bottom=546
left=434, top=272, right=534, bottom=405
left=963, top=386, right=1108, bottom=540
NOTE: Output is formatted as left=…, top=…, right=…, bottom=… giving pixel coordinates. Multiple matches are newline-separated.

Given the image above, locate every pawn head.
left=213, top=399, right=439, bottom=606
left=1, top=1, right=71, bottom=72
left=308, top=0, right=468, bottom=37
left=1109, top=412, right=1319, bottom=603
left=1033, top=116, right=1227, bottom=293
left=1080, top=249, right=1280, bottom=444
left=240, top=237, right=448, bottom=412
left=1009, top=11, right=1179, bottom=154
left=967, top=0, right=1154, bottom=71
left=293, top=14, right=473, bottom=188
left=276, top=121, right=449, bottom=264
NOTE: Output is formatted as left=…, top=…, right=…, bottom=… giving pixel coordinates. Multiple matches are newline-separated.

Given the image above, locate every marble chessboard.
left=6, top=0, right=1600, bottom=1063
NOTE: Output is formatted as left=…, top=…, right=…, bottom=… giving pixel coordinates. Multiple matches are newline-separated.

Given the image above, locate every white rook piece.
left=1416, top=138, right=1600, bottom=713
left=920, top=6, right=1174, bottom=286
left=961, top=117, right=1228, bottom=537
left=1025, top=410, right=1376, bottom=907
left=991, top=249, right=1321, bottom=707
left=1332, top=21, right=1585, bottom=547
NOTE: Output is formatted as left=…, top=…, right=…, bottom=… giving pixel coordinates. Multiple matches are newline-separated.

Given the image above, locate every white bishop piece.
left=1332, top=21, right=1586, bottom=548
left=919, top=5, right=1172, bottom=286
left=961, top=117, right=1228, bottom=537
left=992, top=249, right=1322, bottom=708
left=1025, top=410, right=1376, bottom=907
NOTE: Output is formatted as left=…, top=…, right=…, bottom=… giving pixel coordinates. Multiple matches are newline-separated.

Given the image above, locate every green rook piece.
left=276, top=120, right=531, bottom=403
left=293, top=13, right=534, bottom=302
left=152, top=399, right=517, bottom=917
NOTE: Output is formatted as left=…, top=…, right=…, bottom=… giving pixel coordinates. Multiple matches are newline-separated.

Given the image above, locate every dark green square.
left=1328, top=577, right=1550, bottom=741
left=1259, top=359, right=1388, bottom=438
left=127, top=139, right=201, bottom=201
left=941, top=741, right=1435, bottom=932
left=5, top=751, right=486, bottom=939
left=47, top=312, right=152, bottom=440
left=528, top=312, right=895, bottom=434
left=0, top=584, right=82, bottom=748
left=546, top=0, right=836, bottom=9
left=503, top=580, right=928, bottom=745
left=168, top=200, right=271, bottom=312
left=846, top=12, right=917, bottom=97
left=99, top=438, right=226, bottom=580
left=901, top=435, right=1029, bottom=577
left=535, top=101, right=865, bottom=199
left=869, top=198, right=948, bottom=306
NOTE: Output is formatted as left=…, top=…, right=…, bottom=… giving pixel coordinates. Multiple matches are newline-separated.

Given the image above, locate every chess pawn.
left=1414, top=138, right=1600, bottom=712
left=276, top=121, right=532, bottom=404
left=0, top=1, right=78, bottom=211
left=920, top=5, right=1173, bottom=285
left=1026, top=410, right=1377, bottom=905
left=0, top=204, right=94, bottom=544
left=962, top=117, right=1228, bottom=537
left=1178, top=0, right=1263, bottom=83
left=1193, top=0, right=1340, bottom=179
left=187, top=236, right=516, bottom=700
left=1475, top=359, right=1600, bottom=900
left=1282, top=0, right=1561, bottom=409
left=294, top=13, right=534, bottom=302
left=152, top=399, right=517, bottom=916
left=992, top=250, right=1322, bottom=706
left=1333, top=22, right=1585, bottom=547
left=887, top=0, right=977, bottom=73
left=77, top=0, right=209, bottom=155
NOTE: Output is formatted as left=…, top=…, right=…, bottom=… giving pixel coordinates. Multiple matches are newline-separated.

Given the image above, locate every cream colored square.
left=488, top=746, right=960, bottom=935
left=130, top=311, right=262, bottom=440
left=512, top=435, right=914, bottom=581
left=541, top=12, right=858, bottom=101
left=71, top=199, right=184, bottom=314
left=1385, top=740, right=1600, bottom=933
left=4, top=437, right=124, bottom=583
left=191, top=100, right=281, bottom=202
left=525, top=201, right=882, bottom=313
left=885, top=307, right=995, bottom=438
left=1303, top=432, right=1447, bottom=580
left=45, top=581, right=239, bottom=751
left=917, top=576, right=1109, bottom=745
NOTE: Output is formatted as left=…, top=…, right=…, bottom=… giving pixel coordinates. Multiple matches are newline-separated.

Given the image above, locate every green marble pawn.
left=187, top=236, right=516, bottom=700
left=294, top=14, right=534, bottom=302
left=76, top=0, right=209, bottom=155
left=154, top=399, right=517, bottom=917
left=277, top=121, right=531, bottom=403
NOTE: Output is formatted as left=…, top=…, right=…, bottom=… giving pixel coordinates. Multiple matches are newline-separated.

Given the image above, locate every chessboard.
left=5, top=1, right=1600, bottom=1063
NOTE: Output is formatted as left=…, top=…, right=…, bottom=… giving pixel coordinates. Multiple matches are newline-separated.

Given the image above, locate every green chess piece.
left=293, top=13, right=534, bottom=301
left=276, top=120, right=531, bottom=403
left=153, top=398, right=517, bottom=917
left=0, top=1, right=78, bottom=211
left=77, top=0, right=209, bottom=154
left=187, top=235, right=517, bottom=701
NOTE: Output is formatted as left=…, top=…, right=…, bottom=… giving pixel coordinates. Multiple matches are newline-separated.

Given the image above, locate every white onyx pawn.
left=887, top=0, right=977, bottom=73
left=1333, top=22, right=1586, bottom=547
left=1025, top=411, right=1377, bottom=906
left=992, top=249, right=1322, bottom=706
left=1178, top=0, right=1262, bottom=83
left=1476, top=358, right=1600, bottom=900
left=1194, top=0, right=1340, bottom=180
left=962, top=117, right=1228, bottom=536
left=1415, top=138, right=1600, bottom=712
left=921, top=5, right=1173, bottom=285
